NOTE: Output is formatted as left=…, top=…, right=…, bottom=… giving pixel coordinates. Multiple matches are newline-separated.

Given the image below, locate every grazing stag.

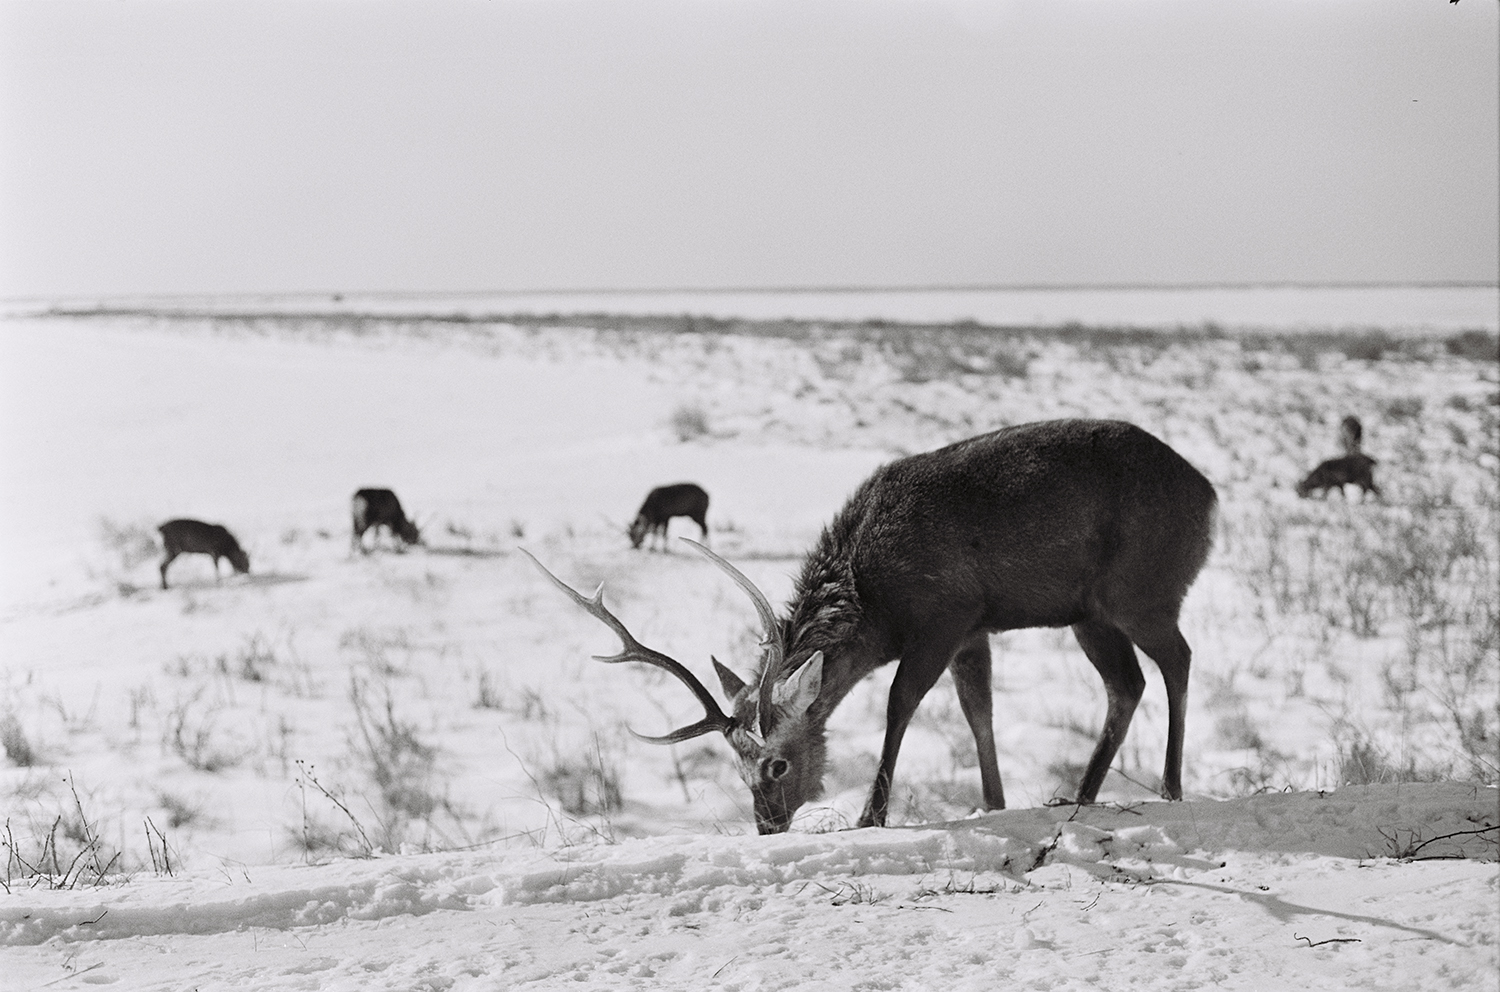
left=158, top=519, right=250, bottom=590
left=628, top=483, right=710, bottom=551
left=528, top=419, right=1217, bottom=834
left=1296, top=454, right=1380, bottom=500
left=351, top=488, right=422, bottom=553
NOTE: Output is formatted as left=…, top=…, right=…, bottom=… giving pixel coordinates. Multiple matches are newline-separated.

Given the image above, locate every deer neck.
left=777, top=541, right=885, bottom=725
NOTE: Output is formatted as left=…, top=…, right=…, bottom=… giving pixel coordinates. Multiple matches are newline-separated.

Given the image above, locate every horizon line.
left=3, top=279, right=1497, bottom=305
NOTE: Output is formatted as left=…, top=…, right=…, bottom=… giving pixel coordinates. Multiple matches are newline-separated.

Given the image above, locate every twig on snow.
left=1294, top=933, right=1362, bottom=948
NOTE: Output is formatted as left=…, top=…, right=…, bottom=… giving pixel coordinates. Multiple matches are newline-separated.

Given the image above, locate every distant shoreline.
left=8, top=281, right=1497, bottom=335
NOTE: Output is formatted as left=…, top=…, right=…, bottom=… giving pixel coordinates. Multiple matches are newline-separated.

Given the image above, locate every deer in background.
left=628, top=483, right=710, bottom=551
left=1298, top=415, right=1380, bottom=500
left=529, top=419, right=1217, bottom=834
left=158, top=519, right=250, bottom=589
left=351, top=488, right=422, bottom=553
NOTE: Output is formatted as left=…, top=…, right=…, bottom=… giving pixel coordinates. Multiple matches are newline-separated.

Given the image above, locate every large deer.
left=528, top=419, right=1217, bottom=834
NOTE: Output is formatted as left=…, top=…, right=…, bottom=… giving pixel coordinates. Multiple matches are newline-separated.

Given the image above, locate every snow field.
left=0, top=312, right=1495, bottom=989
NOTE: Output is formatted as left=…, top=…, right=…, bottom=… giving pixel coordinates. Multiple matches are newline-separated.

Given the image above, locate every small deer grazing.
left=351, top=488, right=422, bottom=553
left=1297, top=454, right=1380, bottom=500
left=158, top=519, right=250, bottom=590
left=529, top=419, right=1217, bottom=834
left=1298, top=415, right=1380, bottom=500
left=628, top=483, right=710, bottom=551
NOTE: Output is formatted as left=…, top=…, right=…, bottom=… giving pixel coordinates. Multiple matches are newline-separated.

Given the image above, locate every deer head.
left=627, top=515, right=649, bottom=549
left=402, top=512, right=426, bottom=546
left=523, top=542, right=827, bottom=834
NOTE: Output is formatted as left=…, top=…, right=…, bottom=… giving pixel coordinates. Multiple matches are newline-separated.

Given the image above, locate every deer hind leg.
left=159, top=551, right=178, bottom=590
left=1119, top=621, right=1192, bottom=801
left=949, top=632, right=1005, bottom=811
left=859, top=635, right=966, bottom=828
left=1071, top=619, right=1146, bottom=804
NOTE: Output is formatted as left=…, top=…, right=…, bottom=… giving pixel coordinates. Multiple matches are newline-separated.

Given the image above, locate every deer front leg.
left=859, top=643, right=955, bottom=828
left=949, top=632, right=1005, bottom=811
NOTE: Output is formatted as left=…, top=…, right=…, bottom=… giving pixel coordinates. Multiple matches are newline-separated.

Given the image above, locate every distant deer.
left=351, top=488, right=422, bottom=553
left=1297, top=455, right=1380, bottom=500
left=529, top=419, right=1217, bottom=834
left=628, top=483, right=710, bottom=551
left=158, top=519, right=250, bottom=590
left=1298, top=415, right=1379, bottom=500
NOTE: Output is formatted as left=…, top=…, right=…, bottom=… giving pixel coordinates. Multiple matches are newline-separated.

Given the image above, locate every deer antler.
left=680, top=539, right=785, bottom=736
left=521, top=549, right=735, bottom=743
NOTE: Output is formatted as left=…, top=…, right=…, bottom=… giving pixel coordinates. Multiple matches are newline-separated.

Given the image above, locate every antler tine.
left=520, top=549, right=734, bottom=741
left=679, top=538, right=785, bottom=736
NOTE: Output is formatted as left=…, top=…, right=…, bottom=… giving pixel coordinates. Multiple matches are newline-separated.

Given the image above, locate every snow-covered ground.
left=2, top=784, right=1495, bottom=990
left=1, top=310, right=1495, bottom=989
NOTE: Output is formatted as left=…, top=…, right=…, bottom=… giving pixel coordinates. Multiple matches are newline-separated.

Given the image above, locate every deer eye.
left=764, top=758, right=790, bottom=781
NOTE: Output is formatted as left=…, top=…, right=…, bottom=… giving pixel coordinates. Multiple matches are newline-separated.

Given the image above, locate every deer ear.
left=713, top=656, right=747, bottom=699
left=774, top=651, right=822, bottom=719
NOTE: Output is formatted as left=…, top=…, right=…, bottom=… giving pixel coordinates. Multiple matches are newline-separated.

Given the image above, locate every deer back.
left=776, top=420, right=1216, bottom=695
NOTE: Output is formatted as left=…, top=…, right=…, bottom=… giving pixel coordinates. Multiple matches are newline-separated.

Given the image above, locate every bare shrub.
left=339, top=627, right=415, bottom=677
left=1444, top=329, right=1498, bottom=362
left=1336, top=731, right=1422, bottom=787
left=1214, top=711, right=1266, bottom=751
left=293, top=760, right=376, bottom=859
left=43, top=689, right=99, bottom=735
left=232, top=632, right=277, bottom=682
left=474, top=669, right=504, bottom=710
left=346, top=676, right=456, bottom=852
left=536, top=733, right=624, bottom=816
left=127, top=685, right=154, bottom=736
left=1223, top=748, right=1296, bottom=795
left=670, top=403, right=711, bottom=442
left=986, top=342, right=1032, bottom=380
left=97, top=516, right=160, bottom=571
left=349, top=677, right=438, bottom=819
left=2, top=777, right=122, bottom=891
left=154, top=791, right=203, bottom=829
left=513, top=686, right=552, bottom=721
left=664, top=742, right=725, bottom=803
left=1340, top=331, right=1396, bottom=362
left=143, top=816, right=175, bottom=876
left=1, top=713, right=37, bottom=767
left=892, top=344, right=968, bottom=383
left=163, top=690, right=243, bottom=772
left=1382, top=396, right=1424, bottom=422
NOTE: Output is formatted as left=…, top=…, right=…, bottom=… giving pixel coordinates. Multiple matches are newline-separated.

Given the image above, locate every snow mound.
left=4, top=784, right=1492, bottom=947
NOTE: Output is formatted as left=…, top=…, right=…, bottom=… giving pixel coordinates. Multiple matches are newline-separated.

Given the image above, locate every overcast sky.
left=1, top=0, right=1495, bottom=298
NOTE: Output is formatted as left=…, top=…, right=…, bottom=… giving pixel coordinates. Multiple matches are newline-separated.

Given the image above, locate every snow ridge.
left=3, top=784, right=1492, bottom=947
